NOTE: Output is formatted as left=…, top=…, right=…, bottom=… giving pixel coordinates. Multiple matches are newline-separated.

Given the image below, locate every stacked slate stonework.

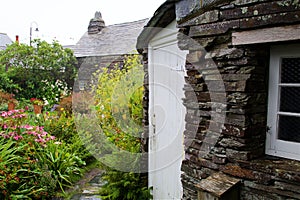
left=138, top=0, right=300, bottom=199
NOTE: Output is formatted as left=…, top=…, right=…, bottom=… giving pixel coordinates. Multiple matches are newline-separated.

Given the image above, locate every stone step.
left=70, top=194, right=101, bottom=200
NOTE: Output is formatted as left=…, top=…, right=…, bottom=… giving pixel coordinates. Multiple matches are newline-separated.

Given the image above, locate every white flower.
left=54, top=141, right=62, bottom=145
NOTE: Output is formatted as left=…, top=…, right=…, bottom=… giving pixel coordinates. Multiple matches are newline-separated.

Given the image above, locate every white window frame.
left=266, top=44, right=300, bottom=161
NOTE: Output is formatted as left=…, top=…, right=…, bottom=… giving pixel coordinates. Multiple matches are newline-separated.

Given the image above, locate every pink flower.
left=41, top=132, right=47, bottom=136
left=19, top=114, right=26, bottom=118
left=1, top=134, right=10, bottom=139
left=9, top=132, right=16, bottom=137
left=35, top=138, right=46, bottom=143
left=13, top=135, right=23, bottom=141
left=28, top=131, right=37, bottom=136
left=22, top=125, right=33, bottom=130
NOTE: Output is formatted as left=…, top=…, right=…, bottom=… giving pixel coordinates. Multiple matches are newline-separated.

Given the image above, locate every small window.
left=266, top=44, right=300, bottom=161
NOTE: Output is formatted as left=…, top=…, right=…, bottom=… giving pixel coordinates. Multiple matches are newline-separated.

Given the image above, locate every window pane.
left=278, top=115, right=300, bottom=143
left=280, top=87, right=300, bottom=113
left=281, top=58, right=300, bottom=83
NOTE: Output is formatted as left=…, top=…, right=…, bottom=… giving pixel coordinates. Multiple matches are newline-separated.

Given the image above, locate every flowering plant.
left=30, top=98, right=44, bottom=106
left=0, top=109, right=86, bottom=198
left=0, top=109, right=55, bottom=144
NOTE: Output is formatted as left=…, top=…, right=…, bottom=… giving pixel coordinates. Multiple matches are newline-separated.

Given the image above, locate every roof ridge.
left=107, top=18, right=149, bottom=27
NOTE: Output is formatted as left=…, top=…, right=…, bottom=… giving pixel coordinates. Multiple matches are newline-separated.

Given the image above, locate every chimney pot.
left=88, top=11, right=105, bottom=34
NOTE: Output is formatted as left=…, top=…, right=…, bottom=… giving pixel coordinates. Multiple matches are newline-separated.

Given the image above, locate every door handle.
left=151, top=113, right=156, bottom=135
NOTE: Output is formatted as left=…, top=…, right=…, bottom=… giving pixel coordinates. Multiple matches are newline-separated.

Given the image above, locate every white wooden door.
left=148, top=21, right=187, bottom=199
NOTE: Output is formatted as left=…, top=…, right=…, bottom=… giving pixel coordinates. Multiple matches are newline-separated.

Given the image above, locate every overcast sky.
left=0, top=0, right=165, bottom=45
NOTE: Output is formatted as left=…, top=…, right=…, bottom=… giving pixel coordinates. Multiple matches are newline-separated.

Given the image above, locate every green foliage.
left=0, top=109, right=88, bottom=199
left=0, top=111, right=56, bottom=199
left=100, top=171, right=151, bottom=200
left=0, top=39, right=78, bottom=107
left=43, top=111, right=93, bottom=162
left=0, top=65, right=20, bottom=94
left=43, top=111, right=75, bottom=142
left=34, top=140, right=85, bottom=193
left=94, top=54, right=144, bottom=151
left=92, top=54, right=152, bottom=199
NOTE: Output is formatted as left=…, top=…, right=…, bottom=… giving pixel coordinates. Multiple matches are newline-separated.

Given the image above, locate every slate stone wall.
left=175, top=0, right=300, bottom=199
left=74, top=55, right=125, bottom=91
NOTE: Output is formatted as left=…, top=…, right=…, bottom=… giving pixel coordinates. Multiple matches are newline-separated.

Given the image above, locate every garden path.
left=67, top=167, right=105, bottom=200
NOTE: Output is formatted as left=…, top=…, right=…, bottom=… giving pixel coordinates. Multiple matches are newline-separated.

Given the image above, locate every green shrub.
left=92, top=54, right=152, bottom=199
left=34, top=140, right=86, bottom=193
left=100, top=170, right=151, bottom=200
left=0, top=40, right=77, bottom=108
left=0, top=109, right=87, bottom=198
left=43, top=111, right=75, bottom=142
left=0, top=110, right=56, bottom=199
left=43, top=111, right=94, bottom=163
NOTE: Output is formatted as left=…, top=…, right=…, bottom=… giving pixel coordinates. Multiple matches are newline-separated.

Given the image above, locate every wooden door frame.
left=148, top=20, right=187, bottom=199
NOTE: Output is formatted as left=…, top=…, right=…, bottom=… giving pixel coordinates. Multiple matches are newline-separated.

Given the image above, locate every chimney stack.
left=88, top=11, right=105, bottom=34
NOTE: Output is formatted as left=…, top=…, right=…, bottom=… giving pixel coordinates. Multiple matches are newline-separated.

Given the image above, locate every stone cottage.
left=70, top=12, right=148, bottom=91
left=0, top=33, right=12, bottom=50
left=137, top=0, right=300, bottom=199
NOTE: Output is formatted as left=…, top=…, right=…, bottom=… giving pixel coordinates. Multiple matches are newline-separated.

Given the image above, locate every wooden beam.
left=232, top=24, right=300, bottom=45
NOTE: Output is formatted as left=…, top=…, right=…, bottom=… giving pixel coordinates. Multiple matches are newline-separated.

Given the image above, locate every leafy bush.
left=0, top=39, right=78, bottom=107
left=34, top=140, right=86, bottom=193
left=43, top=111, right=93, bottom=162
left=0, top=110, right=57, bottom=199
left=0, top=109, right=86, bottom=199
left=0, top=65, right=20, bottom=95
left=91, top=54, right=152, bottom=199
left=100, top=171, right=151, bottom=200
left=0, top=137, right=43, bottom=199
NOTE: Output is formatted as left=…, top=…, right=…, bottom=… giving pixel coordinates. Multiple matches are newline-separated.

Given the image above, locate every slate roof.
left=0, top=33, right=12, bottom=50
left=72, top=18, right=148, bottom=57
